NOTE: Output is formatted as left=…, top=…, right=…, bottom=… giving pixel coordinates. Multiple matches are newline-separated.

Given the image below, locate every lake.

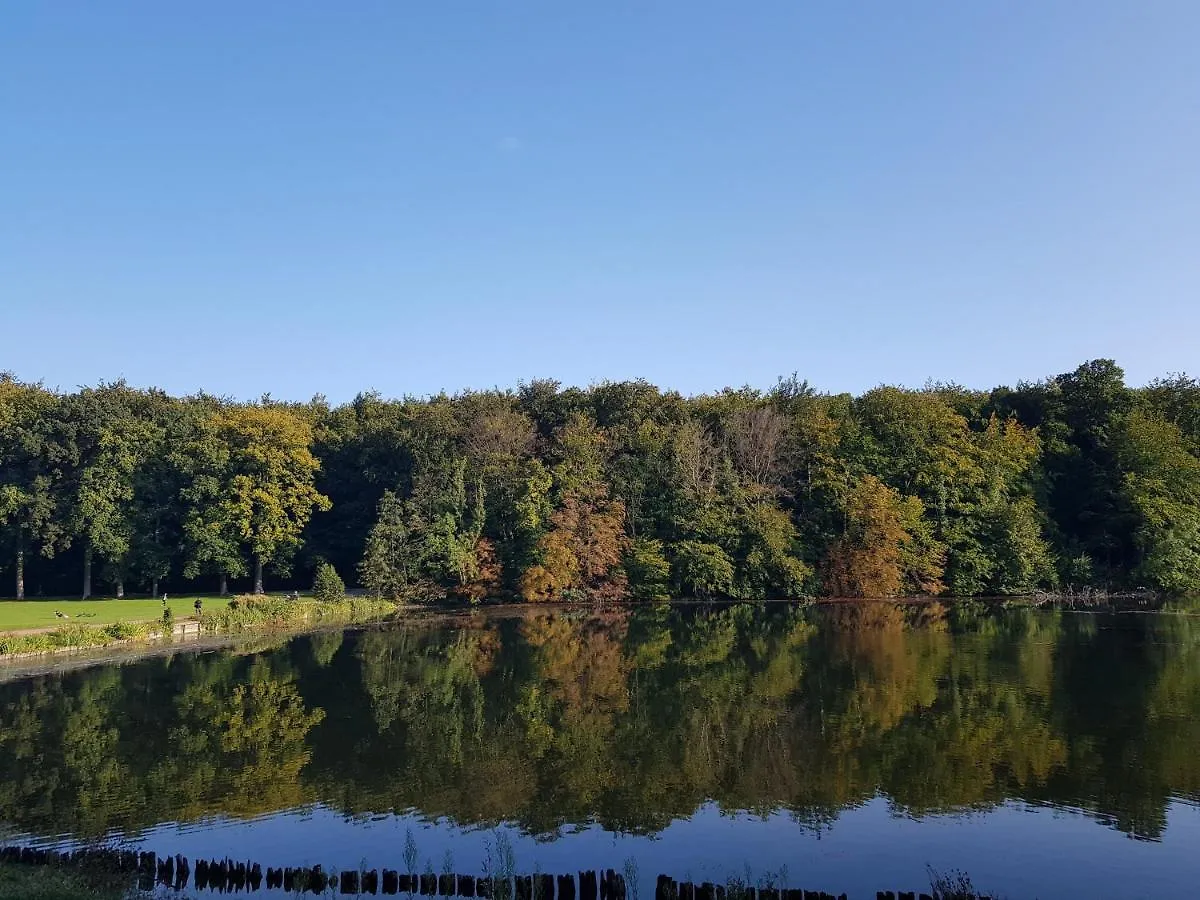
left=1, top=602, right=1198, bottom=899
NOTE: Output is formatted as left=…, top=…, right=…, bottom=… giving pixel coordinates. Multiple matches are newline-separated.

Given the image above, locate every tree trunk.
left=253, top=556, right=264, bottom=594
left=151, top=577, right=159, bottom=599
left=82, top=545, right=93, bottom=599
left=15, top=533, right=25, bottom=601
left=219, top=573, right=228, bottom=596
left=116, top=579, right=124, bottom=599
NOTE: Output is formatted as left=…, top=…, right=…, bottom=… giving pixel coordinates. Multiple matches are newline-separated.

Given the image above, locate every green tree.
left=1119, top=409, right=1200, bottom=593
left=312, top=561, right=346, bottom=602
left=733, top=504, right=812, bottom=599
left=625, top=537, right=672, bottom=601
left=671, top=540, right=735, bottom=598
left=183, top=405, right=330, bottom=594
left=179, top=404, right=247, bottom=594
left=0, top=377, right=70, bottom=598
left=61, top=383, right=168, bottom=598
left=359, top=490, right=421, bottom=600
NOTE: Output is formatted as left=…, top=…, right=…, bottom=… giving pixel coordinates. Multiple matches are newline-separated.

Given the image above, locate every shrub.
left=671, top=540, right=735, bottom=599
left=313, top=562, right=347, bottom=603
left=102, top=621, right=150, bottom=641
left=625, top=538, right=672, bottom=602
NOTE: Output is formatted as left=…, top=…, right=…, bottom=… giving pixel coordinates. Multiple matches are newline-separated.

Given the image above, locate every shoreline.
left=0, top=596, right=402, bottom=676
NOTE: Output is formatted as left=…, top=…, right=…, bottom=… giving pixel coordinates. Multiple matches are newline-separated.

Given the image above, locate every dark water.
left=2, top=602, right=1199, bottom=899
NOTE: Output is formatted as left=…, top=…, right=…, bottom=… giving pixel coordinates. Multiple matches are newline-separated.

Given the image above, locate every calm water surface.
left=2, top=602, right=1199, bottom=899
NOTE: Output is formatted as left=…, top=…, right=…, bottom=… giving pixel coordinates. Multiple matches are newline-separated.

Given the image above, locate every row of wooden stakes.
left=0, top=845, right=978, bottom=899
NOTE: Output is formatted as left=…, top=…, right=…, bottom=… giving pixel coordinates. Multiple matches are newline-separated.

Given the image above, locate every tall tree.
left=822, top=474, right=945, bottom=598
left=359, top=491, right=419, bottom=600
left=61, top=383, right=168, bottom=598
left=0, top=377, right=70, bottom=598
left=183, top=405, right=330, bottom=594
left=1118, top=409, right=1200, bottom=593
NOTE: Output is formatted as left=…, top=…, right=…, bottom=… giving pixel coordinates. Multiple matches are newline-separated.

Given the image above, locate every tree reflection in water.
left=0, top=603, right=1197, bottom=844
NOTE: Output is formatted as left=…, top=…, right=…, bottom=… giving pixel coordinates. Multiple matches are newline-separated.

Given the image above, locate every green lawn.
left=0, top=596, right=231, bottom=632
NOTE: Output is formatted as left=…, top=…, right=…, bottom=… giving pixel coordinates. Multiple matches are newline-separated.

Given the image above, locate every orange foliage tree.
left=823, top=474, right=945, bottom=598
left=519, top=495, right=629, bottom=601
left=520, top=414, right=631, bottom=602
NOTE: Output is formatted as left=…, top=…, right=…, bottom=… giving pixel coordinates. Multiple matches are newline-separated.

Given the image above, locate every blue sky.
left=3, top=2, right=1198, bottom=402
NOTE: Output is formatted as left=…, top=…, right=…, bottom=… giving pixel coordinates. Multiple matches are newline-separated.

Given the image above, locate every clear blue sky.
left=3, top=2, right=1198, bottom=402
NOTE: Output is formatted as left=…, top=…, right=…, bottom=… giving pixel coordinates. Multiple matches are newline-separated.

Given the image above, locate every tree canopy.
left=1, top=360, right=1198, bottom=599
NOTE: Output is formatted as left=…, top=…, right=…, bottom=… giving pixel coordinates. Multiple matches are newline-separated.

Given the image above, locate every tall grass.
left=1, top=594, right=395, bottom=658
left=199, top=594, right=395, bottom=634
left=0, top=621, right=157, bottom=657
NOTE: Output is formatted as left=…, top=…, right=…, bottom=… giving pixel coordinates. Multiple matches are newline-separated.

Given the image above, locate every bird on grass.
left=54, top=610, right=68, bottom=619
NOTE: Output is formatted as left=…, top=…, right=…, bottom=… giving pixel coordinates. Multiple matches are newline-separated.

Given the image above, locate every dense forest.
left=1, top=359, right=1198, bottom=601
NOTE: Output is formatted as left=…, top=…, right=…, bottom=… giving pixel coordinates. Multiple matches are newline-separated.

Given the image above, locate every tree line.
left=1, top=359, right=1198, bottom=601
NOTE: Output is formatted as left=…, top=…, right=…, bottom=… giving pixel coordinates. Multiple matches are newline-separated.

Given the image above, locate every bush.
left=671, top=540, right=735, bottom=599
left=102, top=621, right=152, bottom=641
left=625, top=538, right=672, bottom=601
left=313, top=562, right=347, bottom=603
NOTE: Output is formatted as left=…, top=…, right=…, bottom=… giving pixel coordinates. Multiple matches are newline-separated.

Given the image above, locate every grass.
left=0, top=621, right=163, bottom=657
left=0, top=862, right=133, bottom=900
left=0, top=597, right=231, bottom=633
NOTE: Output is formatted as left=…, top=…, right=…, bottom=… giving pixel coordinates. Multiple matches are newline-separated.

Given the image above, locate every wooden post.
left=460, top=874, right=478, bottom=897
left=312, top=866, right=330, bottom=893
left=156, top=855, right=173, bottom=885
left=580, top=871, right=598, bottom=900
left=195, top=859, right=209, bottom=891
left=175, top=855, right=190, bottom=891
left=558, top=874, right=575, bottom=900
left=441, top=874, right=457, bottom=895
left=383, top=870, right=399, bottom=895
